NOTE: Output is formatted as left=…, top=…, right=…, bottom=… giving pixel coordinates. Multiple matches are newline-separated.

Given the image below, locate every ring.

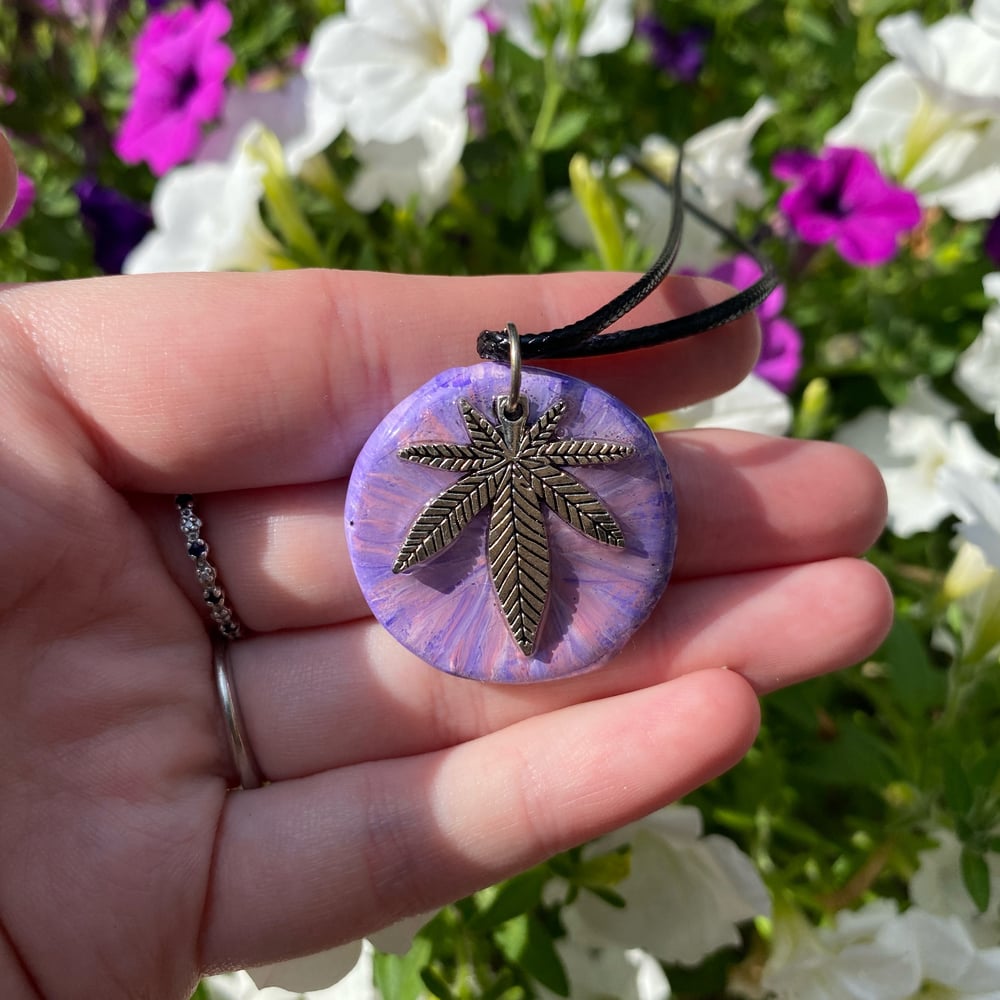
left=213, top=635, right=264, bottom=790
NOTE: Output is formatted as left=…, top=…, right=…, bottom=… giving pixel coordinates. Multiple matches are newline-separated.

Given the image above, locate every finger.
left=1, top=270, right=758, bottom=491
left=0, top=132, right=17, bottom=226
left=144, top=433, right=887, bottom=632
left=200, top=668, right=760, bottom=969
left=233, top=556, right=891, bottom=781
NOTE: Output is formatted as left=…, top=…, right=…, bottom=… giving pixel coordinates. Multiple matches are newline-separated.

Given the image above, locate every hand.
left=0, top=167, right=891, bottom=1000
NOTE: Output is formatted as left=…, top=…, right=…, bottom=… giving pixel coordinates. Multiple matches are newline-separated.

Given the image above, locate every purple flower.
left=2, top=174, right=36, bottom=230
left=74, top=179, right=153, bottom=273
left=635, top=16, right=710, bottom=83
left=114, top=0, right=234, bottom=176
left=986, top=213, right=1000, bottom=267
left=707, top=255, right=802, bottom=393
left=773, top=146, right=921, bottom=267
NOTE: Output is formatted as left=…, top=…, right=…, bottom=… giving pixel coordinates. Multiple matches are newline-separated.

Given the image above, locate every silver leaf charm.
left=393, top=397, right=634, bottom=655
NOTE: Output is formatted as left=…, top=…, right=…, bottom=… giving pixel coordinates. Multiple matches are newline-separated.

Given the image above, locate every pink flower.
left=2, top=174, right=35, bottom=230
left=707, top=255, right=802, bottom=393
left=773, top=146, right=921, bottom=267
left=114, top=1, right=234, bottom=176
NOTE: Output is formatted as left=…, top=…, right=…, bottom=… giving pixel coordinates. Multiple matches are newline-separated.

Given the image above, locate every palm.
left=0, top=269, right=891, bottom=1000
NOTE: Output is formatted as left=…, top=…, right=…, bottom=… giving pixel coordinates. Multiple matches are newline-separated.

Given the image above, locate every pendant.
left=345, top=361, right=677, bottom=683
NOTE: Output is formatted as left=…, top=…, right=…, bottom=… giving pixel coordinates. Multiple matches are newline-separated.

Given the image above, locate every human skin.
left=0, top=146, right=892, bottom=999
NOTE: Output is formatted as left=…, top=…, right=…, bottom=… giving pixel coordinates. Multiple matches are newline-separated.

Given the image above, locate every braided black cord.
left=477, top=147, right=778, bottom=362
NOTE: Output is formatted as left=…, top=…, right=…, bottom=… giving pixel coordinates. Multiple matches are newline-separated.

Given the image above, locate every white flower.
left=552, top=99, right=775, bottom=269
left=834, top=378, right=1000, bottom=537
left=202, top=943, right=379, bottom=999
left=492, top=0, right=635, bottom=59
left=827, top=12, right=1000, bottom=221
left=956, top=273, right=1000, bottom=429
left=612, top=98, right=775, bottom=269
left=760, top=898, right=1000, bottom=1000
left=247, top=914, right=428, bottom=995
left=649, top=373, right=793, bottom=437
left=569, top=805, right=770, bottom=966
left=974, top=0, right=1000, bottom=37
left=304, top=0, right=487, bottom=146
left=938, top=468, right=1000, bottom=570
left=124, top=124, right=281, bottom=274
left=347, top=114, right=467, bottom=213
left=910, top=830, right=1000, bottom=950
left=541, top=919, right=671, bottom=1000
left=760, top=900, right=920, bottom=1000
left=197, top=75, right=343, bottom=175
left=897, top=907, right=1000, bottom=998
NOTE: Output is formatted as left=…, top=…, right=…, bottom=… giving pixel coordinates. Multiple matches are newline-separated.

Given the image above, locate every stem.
left=530, top=62, right=564, bottom=150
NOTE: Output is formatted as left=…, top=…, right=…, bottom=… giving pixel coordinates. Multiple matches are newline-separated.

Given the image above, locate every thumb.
left=0, top=131, right=19, bottom=227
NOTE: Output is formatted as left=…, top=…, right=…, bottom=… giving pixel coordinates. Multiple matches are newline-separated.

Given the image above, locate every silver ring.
left=505, top=322, right=522, bottom=417
left=213, top=635, right=264, bottom=790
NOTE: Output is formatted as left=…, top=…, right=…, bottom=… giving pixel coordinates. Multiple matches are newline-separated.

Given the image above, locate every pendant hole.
left=502, top=399, right=524, bottom=421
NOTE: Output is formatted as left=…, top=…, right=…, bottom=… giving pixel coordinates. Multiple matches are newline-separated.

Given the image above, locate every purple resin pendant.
left=345, top=363, right=677, bottom=683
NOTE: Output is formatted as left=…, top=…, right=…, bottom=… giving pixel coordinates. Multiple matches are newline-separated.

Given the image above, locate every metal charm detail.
left=393, top=395, right=634, bottom=655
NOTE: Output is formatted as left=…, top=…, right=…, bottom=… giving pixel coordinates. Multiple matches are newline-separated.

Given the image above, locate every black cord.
left=477, top=146, right=779, bottom=362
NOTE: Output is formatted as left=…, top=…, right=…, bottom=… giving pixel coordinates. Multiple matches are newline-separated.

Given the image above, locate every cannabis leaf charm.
left=393, top=396, right=635, bottom=655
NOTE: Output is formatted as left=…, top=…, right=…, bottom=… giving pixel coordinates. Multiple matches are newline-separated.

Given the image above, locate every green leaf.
left=878, top=616, right=946, bottom=719
left=941, top=751, right=974, bottom=816
left=494, top=914, right=569, bottom=997
left=537, top=109, right=590, bottom=150
left=961, top=846, right=991, bottom=913
left=469, top=867, right=548, bottom=931
left=373, top=935, right=433, bottom=1000
left=419, top=964, right=457, bottom=1000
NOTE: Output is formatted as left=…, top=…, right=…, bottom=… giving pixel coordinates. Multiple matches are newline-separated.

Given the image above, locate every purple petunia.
left=705, top=254, right=803, bottom=393
left=114, top=0, right=233, bottom=176
left=772, top=146, right=921, bottom=267
left=74, top=179, right=154, bottom=273
left=2, top=174, right=36, bottom=230
left=635, top=16, right=710, bottom=83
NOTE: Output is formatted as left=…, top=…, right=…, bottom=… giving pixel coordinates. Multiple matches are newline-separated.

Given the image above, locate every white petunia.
left=124, top=124, right=281, bottom=274
left=909, top=829, right=1000, bottom=949
left=938, top=468, right=1000, bottom=571
left=835, top=378, right=1000, bottom=537
left=197, top=75, right=343, bottom=176
left=246, top=913, right=429, bottom=995
left=974, top=0, right=1000, bottom=37
left=347, top=114, right=467, bottom=213
left=202, top=941, right=379, bottom=999
left=650, top=373, right=793, bottom=437
left=304, top=0, right=487, bottom=147
left=492, top=0, right=635, bottom=59
left=760, top=900, right=920, bottom=1000
left=956, top=273, right=1000, bottom=428
left=897, top=907, right=1000, bottom=998
left=827, top=12, right=1000, bottom=221
left=552, top=99, right=775, bottom=269
left=569, top=805, right=771, bottom=966
left=539, top=913, right=671, bottom=1000
left=616, top=98, right=775, bottom=269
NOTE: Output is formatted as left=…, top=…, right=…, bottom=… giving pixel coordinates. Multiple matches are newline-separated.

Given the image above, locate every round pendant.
left=345, top=363, right=677, bottom=683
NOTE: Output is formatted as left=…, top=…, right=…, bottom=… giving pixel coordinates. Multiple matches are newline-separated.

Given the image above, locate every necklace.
left=345, top=151, right=776, bottom=683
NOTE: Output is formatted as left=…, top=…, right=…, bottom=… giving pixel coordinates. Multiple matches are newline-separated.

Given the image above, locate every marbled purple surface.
left=345, top=364, right=677, bottom=683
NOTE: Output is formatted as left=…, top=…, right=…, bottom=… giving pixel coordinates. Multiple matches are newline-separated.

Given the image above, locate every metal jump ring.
left=505, top=322, right=522, bottom=417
